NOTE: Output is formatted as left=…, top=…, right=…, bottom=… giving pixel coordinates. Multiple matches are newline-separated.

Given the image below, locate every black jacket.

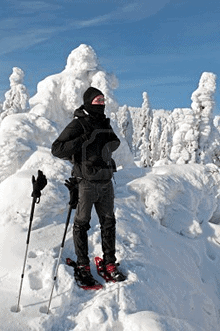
left=51, top=108, right=120, bottom=181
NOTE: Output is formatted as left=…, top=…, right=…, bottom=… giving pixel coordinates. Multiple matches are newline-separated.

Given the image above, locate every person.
left=51, top=87, right=126, bottom=286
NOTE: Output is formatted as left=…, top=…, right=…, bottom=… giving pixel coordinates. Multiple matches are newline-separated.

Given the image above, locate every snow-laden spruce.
left=117, top=104, right=133, bottom=152
left=139, top=92, right=152, bottom=167
left=29, top=44, right=119, bottom=129
left=171, top=72, right=218, bottom=165
left=0, top=44, right=220, bottom=331
left=0, top=67, right=29, bottom=122
left=127, top=72, right=220, bottom=167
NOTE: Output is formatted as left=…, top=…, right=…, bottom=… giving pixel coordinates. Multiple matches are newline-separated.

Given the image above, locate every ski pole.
left=16, top=170, right=47, bottom=312
left=47, top=205, right=72, bottom=314
left=16, top=197, right=37, bottom=312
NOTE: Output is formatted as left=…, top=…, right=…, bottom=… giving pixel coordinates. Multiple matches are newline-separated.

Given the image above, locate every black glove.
left=64, top=177, right=79, bottom=209
left=31, top=170, right=47, bottom=199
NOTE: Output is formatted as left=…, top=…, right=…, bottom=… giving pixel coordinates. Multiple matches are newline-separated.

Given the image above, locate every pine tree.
left=139, top=92, right=153, bottom=166
left=159, top=112, right=175, bottom=162
left=90, top=70, right=119, bottom=118
left=191, top=72, right=217, bottom=164
left=30, top=44, right=119, bottom=128
left=117, top=105, right=133, bottom=151
left=129, top=105, right=142, bottom=154
left=148, top=109, right=171, bottom=165
left=1, top=67, right=29, bottom=121
left=170, top=108, right=199, bottom=164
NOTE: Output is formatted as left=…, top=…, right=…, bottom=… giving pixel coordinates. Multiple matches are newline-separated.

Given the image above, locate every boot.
left=105, top=263, right=126, bottom=282
left=74, top=265, right=96, bottom=286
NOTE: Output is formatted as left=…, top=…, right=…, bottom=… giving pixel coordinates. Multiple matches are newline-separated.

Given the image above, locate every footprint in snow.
left=28, top=271, right=43, bottom=290
left=28, top=251, right=37, bottom=258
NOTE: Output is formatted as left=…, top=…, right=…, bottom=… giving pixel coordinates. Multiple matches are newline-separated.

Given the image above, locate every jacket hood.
left=74, top=106, right=87, bottom=118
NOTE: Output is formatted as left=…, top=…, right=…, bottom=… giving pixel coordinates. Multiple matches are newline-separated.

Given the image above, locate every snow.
left=0, top=44, right=220, bottom=330
left=1, top=67, right=29, bottom=122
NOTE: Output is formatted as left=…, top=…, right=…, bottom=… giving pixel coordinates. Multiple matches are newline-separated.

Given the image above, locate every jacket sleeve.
left=107, top=126, right=120, bottom=152
left=51, top=119, right=87, bottom=159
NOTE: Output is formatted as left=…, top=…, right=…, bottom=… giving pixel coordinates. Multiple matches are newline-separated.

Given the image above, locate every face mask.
left=84, top=104, right=105, bottom=118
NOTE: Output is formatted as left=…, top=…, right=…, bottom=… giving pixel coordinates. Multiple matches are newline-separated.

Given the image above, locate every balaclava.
left=83, top=87, right=105, bottom=119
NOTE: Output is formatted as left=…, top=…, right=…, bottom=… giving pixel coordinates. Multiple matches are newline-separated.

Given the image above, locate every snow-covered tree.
left=139, top=92, right=153, bottom=166
left=90, top=70, right=119, bottom=117
left=159, top=112, right=175, bottom=162
left=130, top=92, right=153, bottom=161
left=210, top=116, right=220, bottom=167
left=139, top=72, right=219, bottom=167
left=213, top=116, right=220, bottom=132
left=129, top=105, right=142, bottom=152
left=191, top=72, right=217, bottom=164
left=170, top=108, right=199, bottom=164
left=1, top=67, right=29, bottom=121
left=30, top=44, right=119, bottom=128
left=149, top=109, right=171, bottom=165
left=117, top=105, right=133, bottom=151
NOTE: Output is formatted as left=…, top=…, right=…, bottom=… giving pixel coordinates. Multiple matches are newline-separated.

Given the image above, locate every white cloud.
left=73, top=0, right=170, bottom=28
left=73, top=13, right=113, bottom=28
left=0, top=0, right=171, bottom=55
left=13, top=1, right=62, bottom=13
left=0, top=32, right=49, bottom=56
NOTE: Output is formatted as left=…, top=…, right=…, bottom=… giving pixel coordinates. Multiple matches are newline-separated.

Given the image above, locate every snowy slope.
left=1, top=164, right=220, bottom=331
left=0, top=44, right=220, bottom=330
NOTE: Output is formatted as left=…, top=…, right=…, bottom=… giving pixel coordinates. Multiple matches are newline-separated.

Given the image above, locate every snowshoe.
left=66, top=258, right=103, bottom=290
left=94, top=257, right=126, bottom=282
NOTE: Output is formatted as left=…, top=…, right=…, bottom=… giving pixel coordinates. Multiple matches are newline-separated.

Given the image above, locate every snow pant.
left=73, top=178, right=116, bottom=266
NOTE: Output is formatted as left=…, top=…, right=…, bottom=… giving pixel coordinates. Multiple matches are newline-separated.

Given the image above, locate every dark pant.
left=73, top=179, right=116, bottom=265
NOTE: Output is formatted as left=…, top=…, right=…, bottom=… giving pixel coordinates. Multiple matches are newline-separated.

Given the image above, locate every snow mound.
left=0, top=147, right=72, bottom=227
left=123, top=311, right=205, bottom=331
left=129, top=163, right=220, bottom=238
left=0, top=113, right=57, bottom=183
left=1, top=165, right=220, bottom=331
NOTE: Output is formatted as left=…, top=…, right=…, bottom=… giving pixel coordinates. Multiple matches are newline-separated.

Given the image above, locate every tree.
left=149, top=109, right=171, bottom=165
left=170, top=108, right=198, bottom=164
left=1, top=67, right=29, bottom=121
left=139, top=93, right=152, bottom=166
left=191, top=72, right=217, bottom=164
left=129, top=105, right=142, bottom=153
left=159, top=112, right=175, bottom=162
left=117, top=105, right=133, bottom=151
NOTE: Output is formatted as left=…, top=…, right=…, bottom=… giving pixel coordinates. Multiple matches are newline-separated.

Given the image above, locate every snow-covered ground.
left=1, top=44, right=220, bottom=330
left=1, top=163, right=220, bottom=331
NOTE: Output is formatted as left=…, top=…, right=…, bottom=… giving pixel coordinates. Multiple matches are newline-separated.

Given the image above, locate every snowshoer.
left=51, top=87, right=126, bottom=286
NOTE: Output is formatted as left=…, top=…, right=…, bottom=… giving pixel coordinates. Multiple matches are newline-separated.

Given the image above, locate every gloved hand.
left=64, top=177, right=79, bottom=209
left=31, top=170, right=47, bottom=199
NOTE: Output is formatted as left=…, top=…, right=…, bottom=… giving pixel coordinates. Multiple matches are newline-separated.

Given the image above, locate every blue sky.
left=1, top=0, right=220, bottom=114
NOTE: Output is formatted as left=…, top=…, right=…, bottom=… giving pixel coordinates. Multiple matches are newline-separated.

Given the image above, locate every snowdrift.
left=129, top=163, right=220, bottom=238
left=1, top=164, right=220, bottom=331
